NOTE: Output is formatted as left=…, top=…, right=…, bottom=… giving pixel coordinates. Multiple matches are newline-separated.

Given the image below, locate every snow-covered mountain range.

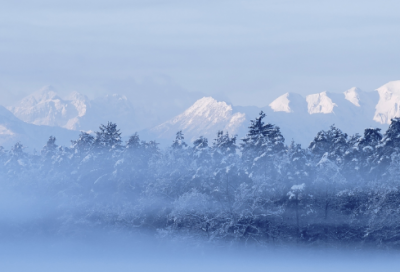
left=148, top=81, right=399, bottom=146
left=7, top=86, right=138, bottom=134
left=1, top=80, right=400, bottom=149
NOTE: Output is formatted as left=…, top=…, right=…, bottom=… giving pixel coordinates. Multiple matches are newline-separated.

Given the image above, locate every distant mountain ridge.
left=7, top=86, right=137, bottom=134
left=2, top=80, right=400, bottom=148
left=6, top=85, right=205, bottom=137
left=147, top=81, right=400, bottom=146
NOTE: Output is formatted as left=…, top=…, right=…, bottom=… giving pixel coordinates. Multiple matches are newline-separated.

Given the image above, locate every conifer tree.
left=41, top=136, right=58, bottom=158
left=5, top=142, right=28, bottom=177
left=343, top=128, right=382, bottom=181
left=374, top=118, right=400, bottom=171
left=211, top=131, right=239, bottom=211
left=71, top=131, right=94, bottom=155
left=309, top=125, right=348, bottom=164
left=241, top=111, right=285, bottom=182
left=94, top=122, right=122, bottom=151
left=172, top=130, right=187, bottom=150
left=191, top=136, right=212, bottom=192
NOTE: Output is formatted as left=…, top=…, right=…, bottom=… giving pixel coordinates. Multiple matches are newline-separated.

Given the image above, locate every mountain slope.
left=0, top=105, right=79, bottom=151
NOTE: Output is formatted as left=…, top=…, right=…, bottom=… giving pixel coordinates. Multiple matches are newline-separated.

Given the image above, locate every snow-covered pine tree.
left=193, top=136, right=209, bottom=154
left=365, top=151, right=400, bottom=247
left=85, top=122, right=123, bottom=197
left=343, top=128, right=382, bottom=181
left=39, top=136, right=62, bottom=177
left=373, top=118, right=400, bottom=175
left=94, top=122, right=122, bottom=151
left=365, top=121, right=400, bottom=245
left=154, top=131, right=192, bottom=200
left=113, top=133, right=156, bottom=195
left=284, top=140, right=311, bottom=187
left=212, top=130, right=237, bottom=159
left=41, top=136, right=58, bottom=159
left=172, top=130, right=187, bottom=150
left=237, top=112, right=287, bottom=242
left=210, top=131, right=240, bottom=211
left=71, top=131, right=94, bottom=156
left=191, top=136, right=213, bottom=192
left=241, top=111, right=285, bottom=183
left=126, top=132, right=141, bottom=150
left=40, top=136, right=73, bottom=185
left=4, top=142, right=28, bottom=177
left=308, top=125, right=348, bottom=165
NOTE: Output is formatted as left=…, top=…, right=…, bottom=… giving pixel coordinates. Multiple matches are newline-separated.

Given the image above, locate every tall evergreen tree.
left=94, top=122, right=122, bottom=151
left=172, top=130, right=187, bottom=150
left=71, top=131, right=94, bottom=155
left=211, top=131, right=240, bottom=211
left=309, top=125, right=348, bottom=164
left=343, top=128, right=382, bottom=181
left=374, top=118, right=400, bottom=173
left=241, top=111, right=285, bottom=182
left=4, top=142, right=28, bottom=177
left=41, top=136, right=58, bottom=158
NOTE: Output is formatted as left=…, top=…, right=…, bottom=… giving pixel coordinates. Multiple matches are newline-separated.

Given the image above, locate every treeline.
left=1, top=112, right=400, bottom=248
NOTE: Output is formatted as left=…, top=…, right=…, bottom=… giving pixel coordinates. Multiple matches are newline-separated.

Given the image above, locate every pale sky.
left=1, top=0, right=400, bottom=107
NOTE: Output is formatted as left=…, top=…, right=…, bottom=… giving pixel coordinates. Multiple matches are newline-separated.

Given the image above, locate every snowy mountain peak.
left=151, top=97, right=246, bottom=142
left=269, top=93, right=292, bottom=113
left=373, top=80, right=400, bottom=124
left=7, top=86, right=83, bottom=128
left=269, top=92, right=307, bottom=113
left=6, top=86, right=141, bottom=135
left=11, top=86, right=59, bottom=111
left=306, top=91, right=337, bottom=114
left=181, top=97, right=232, bottom=120
left=344, top=87, right=361, bottom=107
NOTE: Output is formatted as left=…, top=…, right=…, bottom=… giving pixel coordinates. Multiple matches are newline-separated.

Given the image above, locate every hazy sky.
left=1, top=0, right=400, bottom=107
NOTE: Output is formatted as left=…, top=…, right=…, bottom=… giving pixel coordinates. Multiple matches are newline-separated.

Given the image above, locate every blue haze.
left=0, top=0, right=400, bottom=106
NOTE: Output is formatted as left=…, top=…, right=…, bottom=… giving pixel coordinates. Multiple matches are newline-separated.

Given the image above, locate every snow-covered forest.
left=2, top=111, right=400, bottom=248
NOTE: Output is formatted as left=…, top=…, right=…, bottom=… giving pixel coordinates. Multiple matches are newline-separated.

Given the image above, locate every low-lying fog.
left=1, top=234, right=399, bottom=272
